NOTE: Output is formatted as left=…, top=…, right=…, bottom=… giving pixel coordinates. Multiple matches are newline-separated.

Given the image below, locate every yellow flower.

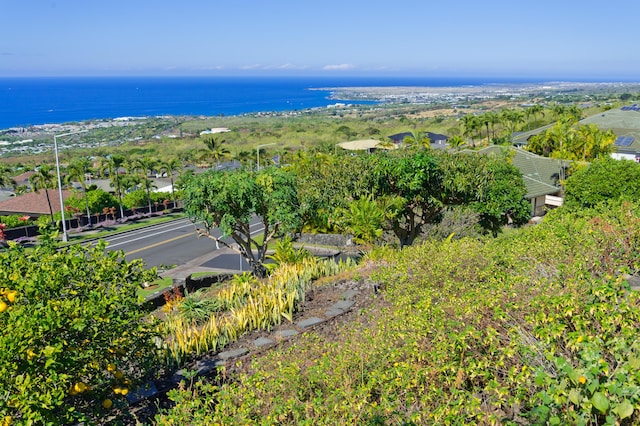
left=577, top=335, right=584, bottom=343
left=578, top=375, right=587, bottom=384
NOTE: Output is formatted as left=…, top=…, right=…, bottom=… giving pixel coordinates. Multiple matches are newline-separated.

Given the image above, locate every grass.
left=189, top=271, right=221, bottom=279
left=65, top=212, right=186, bottom=244
left=138, top=276, right=174, bottom=299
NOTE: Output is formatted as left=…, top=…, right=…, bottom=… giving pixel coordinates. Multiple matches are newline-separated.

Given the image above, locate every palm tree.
left=132, top=157, right=157, bottom=214
left=160, top=158, right=182, bottom=207
left=0, top=163, right=15, bottom=189
left=500, top=109, right=525, bottom=139
left=565, top=105, right=583, bottom=124
left=480, top=112, right=500, bottom=143
left=234, top=149, right=254, bottom=168
left=66, top=157, right=93, bottom=226
left=201, top=136, right=230, bottom=168
left=461, top=115, right=481, bottom=147
left=29, top=165, right=56, bottom=223
left=447, top=135, right=465, bottom=150
left=527, top=104, right=544, bottom=128
left=100, top=155, right=127, bottom=220
left=551, top=103, right=567, bottom=121
left=403, top=131, right=431, bottom=150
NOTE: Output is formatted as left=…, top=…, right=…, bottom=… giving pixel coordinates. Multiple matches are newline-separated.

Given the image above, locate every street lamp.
left=54, top=130, right=87, bottom=242
left=256, top=143, right=276, bottom=171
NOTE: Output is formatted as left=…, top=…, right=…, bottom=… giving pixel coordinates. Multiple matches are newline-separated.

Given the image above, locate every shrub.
left=564, top=157, right=640, bottom=209
left=0, top=240, right=161, bottom=425
left=156, top=201, right=640, bottom=425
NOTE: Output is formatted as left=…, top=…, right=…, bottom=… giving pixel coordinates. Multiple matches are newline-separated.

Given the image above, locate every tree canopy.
left=0, top=239, right=159, bottom=424
left=183, top=167, right=302, bottom=277
left=564, top=157, right=640, bottom=209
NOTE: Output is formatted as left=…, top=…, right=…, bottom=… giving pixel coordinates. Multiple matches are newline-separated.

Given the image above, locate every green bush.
left=123, top=189, right=170, bottom=210
left=0, top=240, right=160, bottom=425
left=564, top=157, right=640, bottom=209
left=0, top=215, right=34, bottom=229
left=65, top=188, right=119, bottom=215
left=156, top=201, right=640, bottom=425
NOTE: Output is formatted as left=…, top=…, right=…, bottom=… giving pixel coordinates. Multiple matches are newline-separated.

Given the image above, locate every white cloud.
left=323, top=64, right=356, bottom=71
left=240, top=64, right=263, bottom=70
left=266, top=63, right=310, bottom=70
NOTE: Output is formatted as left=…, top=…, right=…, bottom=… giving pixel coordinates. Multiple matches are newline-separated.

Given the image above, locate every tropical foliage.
left=156, top=200, right=640, bottom=425
left=564, top=157, right=640, bottom=209
left=527, top=122, right=616, bottom=161
left=0, top=239, right=159, bottom=425
left=183, top=167, right=303, bottom=277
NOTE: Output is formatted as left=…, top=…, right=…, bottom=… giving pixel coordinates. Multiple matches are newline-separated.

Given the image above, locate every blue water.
left=0, top=76, right=622, bottom=130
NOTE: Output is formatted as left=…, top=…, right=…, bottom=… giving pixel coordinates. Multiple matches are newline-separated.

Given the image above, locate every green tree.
left=183, top=167, right=303, bottom=277
left=289, top=152, right=374, bottom=232
left=481, top=112, right=500, bottom=142
left=462, top=115, right=481, bottom=147
left=29, top=165, right=57, bottom=224
left=160, top=158, right=182, bottom=206
left=201, top=136, right=230, bottom=168
left=100, top=155, right=127, bottom=219
left=439, top=152, right=529, bottom=236
left=132, top=157, right=157, bottom=213
left=334, top=194, right=387, bottom=245
left=447, top=135, right=465, bottom=150
left=472, top=158, right=530, bottom=236
left=500, top=109, right=525, bottom=138
left=65, top=157, right=93, bottom=226
left=371, top=151, right=443, bottom=248
left=0, top=239, right=159, bottom=424
left=527, top=104, right=545, bottom=129
left=564, top=157, right=640, bottom=209
left=403, top=131, right=431, bottom=150
left=0, top=163, right=15, bottom=189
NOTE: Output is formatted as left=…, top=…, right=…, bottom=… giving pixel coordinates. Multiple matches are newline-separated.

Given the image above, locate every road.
left=96, top=217, right=262, bottom=271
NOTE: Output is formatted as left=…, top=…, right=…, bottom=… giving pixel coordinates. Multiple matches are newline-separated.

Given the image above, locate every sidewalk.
left=159, top=246, right=241, bottom=282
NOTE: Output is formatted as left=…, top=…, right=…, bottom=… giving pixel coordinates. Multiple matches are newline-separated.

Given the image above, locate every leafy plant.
left=0, top=240, right=160, bottom=424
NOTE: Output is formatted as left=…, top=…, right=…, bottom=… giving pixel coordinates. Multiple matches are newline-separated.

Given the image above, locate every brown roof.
left=0, top=189, right=73, bottom=216
left=11, top=171, right=36, bottom=186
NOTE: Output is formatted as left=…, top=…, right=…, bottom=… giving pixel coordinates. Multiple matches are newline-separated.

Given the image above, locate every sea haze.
left=0, top=76, right=616, bottom=130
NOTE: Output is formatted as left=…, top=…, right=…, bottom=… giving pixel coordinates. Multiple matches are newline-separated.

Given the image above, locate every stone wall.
left=295, top=233, right=350, bottom=248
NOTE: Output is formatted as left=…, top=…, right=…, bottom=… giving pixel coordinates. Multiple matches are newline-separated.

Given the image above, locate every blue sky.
left=1, top=0, right=639, bottom=79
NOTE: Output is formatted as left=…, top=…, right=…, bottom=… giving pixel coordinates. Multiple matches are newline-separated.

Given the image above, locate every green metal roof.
left=466, top=146, right=566, bottom=199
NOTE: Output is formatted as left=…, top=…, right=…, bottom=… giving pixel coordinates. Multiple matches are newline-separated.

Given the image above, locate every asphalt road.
left=97, top=217, right=262, bottom=270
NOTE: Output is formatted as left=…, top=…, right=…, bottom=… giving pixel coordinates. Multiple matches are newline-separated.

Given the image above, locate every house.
left=336, top=139, right=396, bottom=153
left=0, top=190, right=73, bottom=217
left=388, top=131, right=449, bottom=149
left=580, top=108, right=640, bottom=162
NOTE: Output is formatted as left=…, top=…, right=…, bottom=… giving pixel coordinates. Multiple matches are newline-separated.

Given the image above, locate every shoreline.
left=2, top=80, right=640, bottom=131
left=324, top=81, right=640, bottom=103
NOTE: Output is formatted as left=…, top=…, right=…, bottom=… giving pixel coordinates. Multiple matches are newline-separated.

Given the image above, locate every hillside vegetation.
left=156, top=200, right=640, bottom=425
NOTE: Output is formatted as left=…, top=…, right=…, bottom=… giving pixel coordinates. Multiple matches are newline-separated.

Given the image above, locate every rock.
left=126, top=381, right=159, bottom=404
left=254, top=337, right=274, bottom=347
left=297, top=317, right=323, bottom=328
left=218, top=348, right=250, bottom=360
left=275, top=329, right=298, bottom=339
left=332, top=300, right=355, bottom=311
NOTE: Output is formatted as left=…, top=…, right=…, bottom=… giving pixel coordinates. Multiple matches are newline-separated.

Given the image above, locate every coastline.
left=323, top=81, right=640, bottom=103
left=2, top=77, right=640, bottom=131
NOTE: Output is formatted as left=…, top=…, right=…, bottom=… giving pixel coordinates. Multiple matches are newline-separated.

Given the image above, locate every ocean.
left=0, top=76, right=618, bottom=130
